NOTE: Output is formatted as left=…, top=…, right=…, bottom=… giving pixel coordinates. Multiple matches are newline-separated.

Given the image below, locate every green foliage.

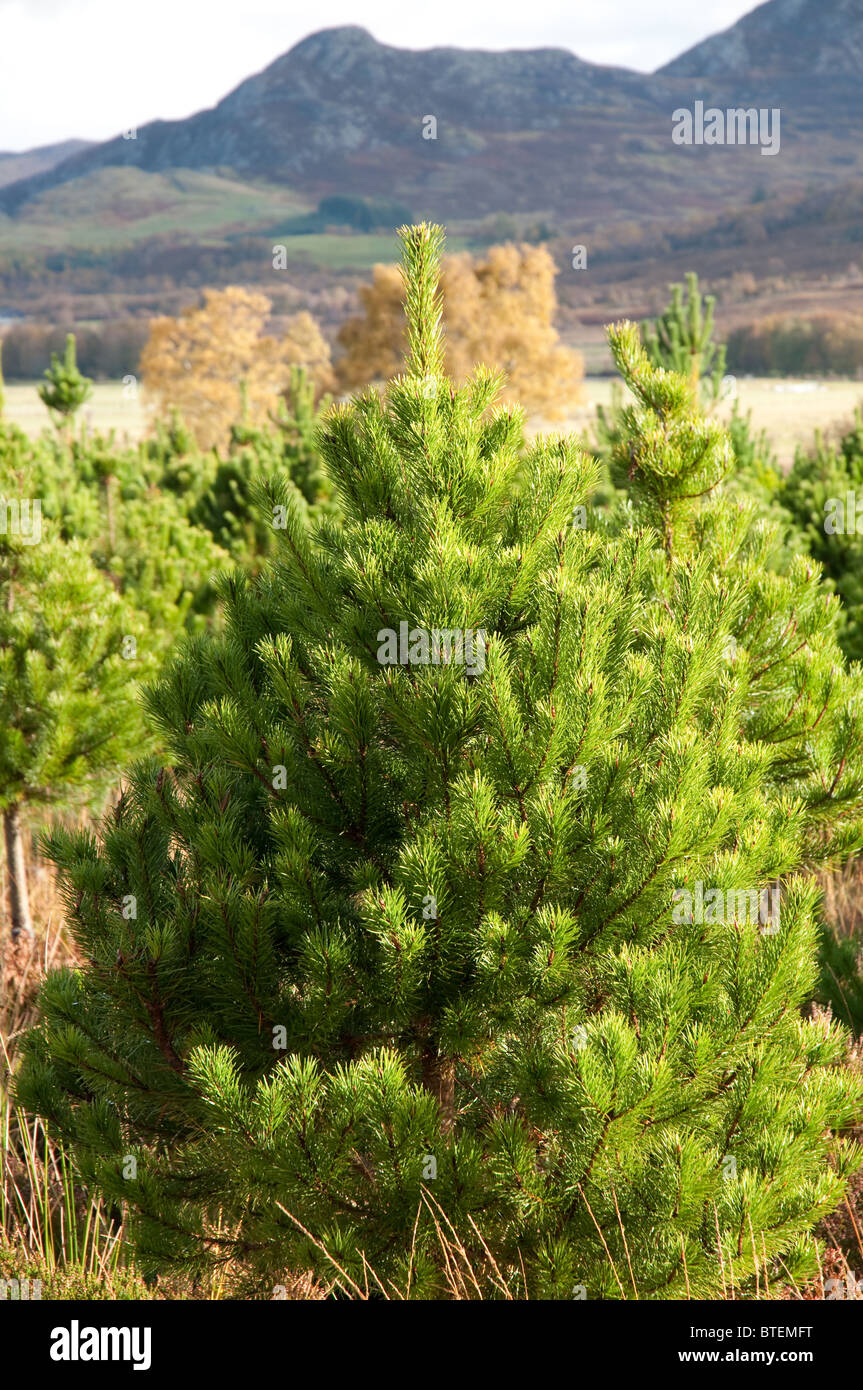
left=606, top=321, right=731, bottom=559
left=17, top=226, right=863, bottom=1301
left=776, top=414, right=863, bottom=663
left=37, top=334, right=93, bottom=422
left=0, top=509, right=145, bottom=814
left=316, top=195, right=413, bottom=231
left=280, top=195, right=414, bottom=237
left=0, top=421, right=227, bottom=660
left=593, top=279, right=771, bottom=523
left=640, top=272, right=727, bottom=403
left=185, top=367, right=333, bottom=571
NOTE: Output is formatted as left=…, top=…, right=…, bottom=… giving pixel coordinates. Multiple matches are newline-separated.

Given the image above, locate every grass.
left=0, top=168, right=313, bottom=254
left=0, top=168, right=459, bottom=269
left=553, top=376, right=863, bottom=469
left=0, top=856, right=141, bottom=1299
left=6, top=375, right=862, bottom=460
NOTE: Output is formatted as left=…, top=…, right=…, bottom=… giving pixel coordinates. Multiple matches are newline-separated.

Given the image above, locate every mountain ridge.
left=3, top=4, right=863, bottom=226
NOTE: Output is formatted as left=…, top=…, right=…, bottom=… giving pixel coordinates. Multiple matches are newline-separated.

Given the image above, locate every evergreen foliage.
left=640, top=272, right=726, bottom=403
left=0, top=421, right=227, bottom=657
left=17, top=227, right=863, bottom=1299
left=777, top=414, right=863, bottom=664
left=187, top=367, right=332, bottom=570
left=594, top=277, right=790, bottom=542
left=0, top=493, right=146, bottom=936
left=37, top=333, right=93, bottom=423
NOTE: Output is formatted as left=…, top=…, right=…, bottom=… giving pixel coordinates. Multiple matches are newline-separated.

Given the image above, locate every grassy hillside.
left=0, top=167, right=313, bottom=252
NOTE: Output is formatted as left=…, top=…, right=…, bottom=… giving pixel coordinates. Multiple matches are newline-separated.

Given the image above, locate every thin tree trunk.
left=422, top=1049, right=456, bottom=1133
left=3, top=804, right=33, bottom=941
left=104, top=474, right=116, bottom=552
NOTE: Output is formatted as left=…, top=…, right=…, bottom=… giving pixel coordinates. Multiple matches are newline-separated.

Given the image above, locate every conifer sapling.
left=17, top=226, right=863, bottom=1298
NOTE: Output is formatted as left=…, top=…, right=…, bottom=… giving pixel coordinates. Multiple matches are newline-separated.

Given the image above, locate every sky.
left=1, top=0, right=760, bottom=152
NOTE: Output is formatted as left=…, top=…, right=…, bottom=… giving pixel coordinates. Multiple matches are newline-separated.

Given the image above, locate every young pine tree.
left=640, top=272, right=726, bottom=402
left=187, top=366, right=332, bottom=570
left=777, top=414, right=863, bottom=664
left=0, top=420, right=227, bottom=657
left=38, top=333, right=93, bottom=428
left=17, top=226, right=863, bottom=1298
left=0, top=507, right=146, bottom=939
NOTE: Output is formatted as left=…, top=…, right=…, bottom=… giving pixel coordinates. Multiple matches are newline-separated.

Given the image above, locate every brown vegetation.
left=139, top=287, right=335, bottom=449
left=337, top=243, right=583, bottom=416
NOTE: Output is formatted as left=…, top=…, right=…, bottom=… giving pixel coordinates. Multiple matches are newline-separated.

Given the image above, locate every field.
left=7, top=376, right=863, bottom=467
left=561, top=376, right=863, bottom=468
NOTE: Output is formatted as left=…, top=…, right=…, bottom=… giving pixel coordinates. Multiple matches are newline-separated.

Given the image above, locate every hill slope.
left=660, top=0, right=863, bottom=78
left=0, top=140, right=93, bottom=190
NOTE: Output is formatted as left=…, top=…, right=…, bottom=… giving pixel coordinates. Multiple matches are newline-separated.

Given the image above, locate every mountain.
left=3, top=8, right=863, bottom=225
left=659, top=0, right=863, bottom=79
left=0, top=139, right=93, bottom=190
left=0, top=26, right=661, bottom=219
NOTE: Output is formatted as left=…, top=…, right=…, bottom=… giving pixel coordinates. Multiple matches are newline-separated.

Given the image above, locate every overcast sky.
left=1, top=0, right=759, bottom=152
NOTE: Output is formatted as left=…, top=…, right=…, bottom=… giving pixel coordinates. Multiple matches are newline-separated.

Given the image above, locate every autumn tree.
left=337, top=241, right=583, bottom=416
left=140, top=288, right=334, bottom=450
left=335, top=263, right=405, bottom=386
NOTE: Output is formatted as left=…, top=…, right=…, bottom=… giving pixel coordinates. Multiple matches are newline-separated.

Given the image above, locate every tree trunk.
left=104, top=474, right=116, bottom=553
left=422, top=1048, right=456, bottom=1133
left=3, top=805, right=33, bottom=941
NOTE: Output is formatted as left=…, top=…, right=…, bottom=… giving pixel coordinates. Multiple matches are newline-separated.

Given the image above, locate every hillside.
left=4, top=5, right=863, bottom=227
left=0, top=139, right=93, bottom=189
left=660, top=0, right=863, bottom=78
left=3, top=0, right=863, bottom=344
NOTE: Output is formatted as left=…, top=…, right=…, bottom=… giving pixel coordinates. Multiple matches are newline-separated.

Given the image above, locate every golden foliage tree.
left=336, top=242, right=583, bottom=416
left=140, top=287, right=334, bottom=449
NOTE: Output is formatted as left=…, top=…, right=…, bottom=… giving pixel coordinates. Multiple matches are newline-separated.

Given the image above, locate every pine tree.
left=37, top=333, right=93, bottom=426
left=0, top=502, right=146, bottom=939
left=0, top=419, right=227, bottom=657
left=777, top=414, right=863, bottom=664
left=641, top=272, right=726, bottom=402
left=187, top=365, right=332, bottom=570
left=595, top=277, right=784, bottom=527
left=605, top=323, right=863, bottom=865
left=17, top=226, right=863, bottom=1299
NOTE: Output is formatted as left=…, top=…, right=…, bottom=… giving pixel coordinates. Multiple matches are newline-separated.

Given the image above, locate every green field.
left=0, top=167, right=467, bottom=271
left=4, top=380, right=149, bottom=439
left=0, top=168, right=312, bottom=253
left=6, top=375, right=862, bottom=466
